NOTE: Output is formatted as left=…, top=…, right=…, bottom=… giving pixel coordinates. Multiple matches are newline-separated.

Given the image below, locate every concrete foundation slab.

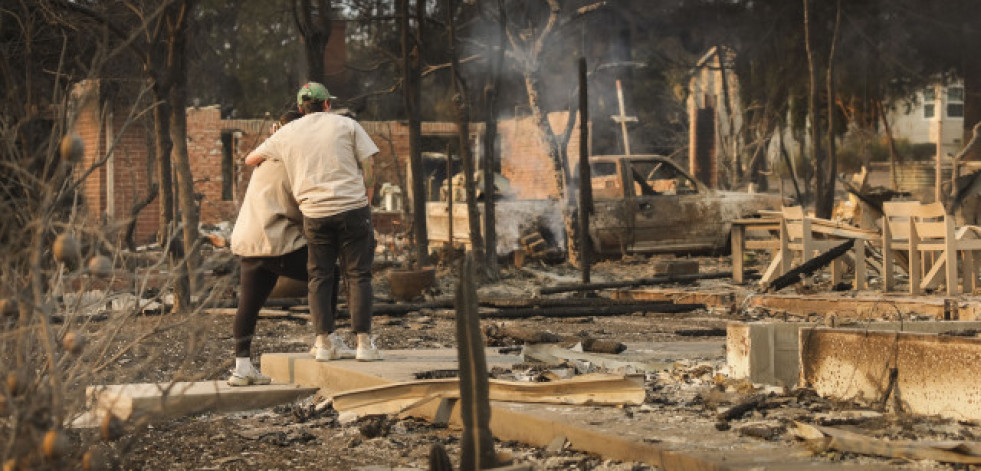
left=86, top=381, right=318, bottom=420
left=261, top=346, right=893, bottom=469
left=406, top=395, right=888, bottom=470
left=800, top=328, right=981, bottom=421
left=261, top=349, right=522, bottom=394
left=727, top=322, right=809, bottom=388
left=727, top=320, right=981, bottom=388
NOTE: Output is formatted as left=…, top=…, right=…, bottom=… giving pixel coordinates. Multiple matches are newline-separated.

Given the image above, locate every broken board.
left=85, top=381, right=318, bottom=421
left=261, top=347, right=890, bottom=470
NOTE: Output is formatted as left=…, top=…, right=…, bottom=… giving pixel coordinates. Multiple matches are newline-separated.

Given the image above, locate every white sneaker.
left=312, top=332, right=356, bottom=361
left=356, top=336, right=383, bottom=362
left=227, top=368, right=272, bottom=387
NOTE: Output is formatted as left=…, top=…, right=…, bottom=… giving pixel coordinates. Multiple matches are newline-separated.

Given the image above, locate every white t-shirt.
left=230, top=160, right=306, bottom=257
left=247, top=112, right=379, bottom=218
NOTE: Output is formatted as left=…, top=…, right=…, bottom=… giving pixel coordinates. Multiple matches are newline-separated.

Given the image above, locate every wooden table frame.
left=731, top=216, right=879, bottom=288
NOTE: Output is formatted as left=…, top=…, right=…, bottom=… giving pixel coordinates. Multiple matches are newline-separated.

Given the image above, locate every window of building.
left=947, top=86, right=965, bottom=118
left=220, top=130, right=238, bottom=201
left=923, top=88, right=935, bottom=119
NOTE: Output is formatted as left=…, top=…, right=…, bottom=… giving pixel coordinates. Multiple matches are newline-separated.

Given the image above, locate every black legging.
left=233, top=247, right=340, bottom=357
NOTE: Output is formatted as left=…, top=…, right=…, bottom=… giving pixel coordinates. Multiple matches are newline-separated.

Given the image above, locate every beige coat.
left=230, top=160, right=305, bottom=257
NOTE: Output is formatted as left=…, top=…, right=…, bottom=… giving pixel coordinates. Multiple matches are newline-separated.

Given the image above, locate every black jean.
left=233, top=247, right=340, bottom=358
left=304, top=205, right=374, bottom=336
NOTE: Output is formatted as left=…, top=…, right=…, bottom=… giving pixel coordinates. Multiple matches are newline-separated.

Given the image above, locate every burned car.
left=587, top=155, right=779, bottom=255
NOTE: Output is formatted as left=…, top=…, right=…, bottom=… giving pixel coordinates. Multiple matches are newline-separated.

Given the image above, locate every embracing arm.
left=361, top=155, right=375, bottom=203
left=244, top=152, right=266, bottom=166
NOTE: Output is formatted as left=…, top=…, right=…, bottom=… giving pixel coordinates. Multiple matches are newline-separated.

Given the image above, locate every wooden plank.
left=203, top=307, right=305, bottom=319
left=760, top=251, right=783, bottom=283
left=731, top=224, right=745, bottom=284
left=854, top=240, right=867, bottom=290
left=793, top=422, right=981, bottom=464
left=86, top=381, right=318, bottom=421
left=613, top=289, right=735, bottom=308
left=909, top=217, right=922, bottom=295
left=331, top=374, right=645, bottom=416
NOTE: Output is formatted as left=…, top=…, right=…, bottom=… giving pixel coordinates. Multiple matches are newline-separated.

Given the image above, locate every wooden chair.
left=881, top=201, right=918, bottom=293
left=882, top=201, right=981, bottom=295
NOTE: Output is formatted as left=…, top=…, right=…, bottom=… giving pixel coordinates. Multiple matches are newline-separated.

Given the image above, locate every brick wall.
left=187, top=107, right=232, bottom=225
left=106, top=111, right=158, bottom=244
left=72, top=81, right=106, bottom=229
left=72, top=82, right=574, bottom=243
left=72, top=82, right=159, bottom=245
left=498, top=112, right=580, bottom=200
left=71, top=84, right=275, bottom=245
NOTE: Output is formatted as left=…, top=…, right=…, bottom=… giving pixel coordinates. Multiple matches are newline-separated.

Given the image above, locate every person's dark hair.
left=279, top=110, right=303, bottom=125
left=300, top=100, right=326, bottom=114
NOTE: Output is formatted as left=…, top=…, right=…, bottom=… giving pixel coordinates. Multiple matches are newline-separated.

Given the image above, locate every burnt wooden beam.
left=366, top=297, right=675, bottom=316
left=536, top=271, right=757, bottom=295
left=717, top=394, right=767, bottom=422
left=674, top=328, right=727, bottom=337
left=211, top=297, right=679, bottom=317
left=483, top=324, right=627, bottom=353
left=369, top=300, right=701, bottom=318
left=484, top=324, right=562, bottom=344
left=764, top=240, right=853, bottom=293
left=478, top=297, right=672, bottom=309
left=459, top=303, right=705, bottom=319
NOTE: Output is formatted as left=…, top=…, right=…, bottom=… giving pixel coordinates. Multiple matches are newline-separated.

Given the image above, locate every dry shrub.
left=0, top=4, right=235, bottom=469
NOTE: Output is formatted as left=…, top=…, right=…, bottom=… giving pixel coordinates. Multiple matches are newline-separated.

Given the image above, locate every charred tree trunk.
left=716, top=45, right=740, bottom=184
left=480, top=0, right=506, bottom=278
left=506, top=3, right=596, bottom=264
left=823, top=0, right=841, bottom=218
left=577, top=57, right=592, bottom=284
left=877, top=99, right=901, bottom=191
left=148, top=25, right=189, bottom=312
left=151, top=89, right=174, bottom=250
left=777, top=121, right=804, bottom=205
left=400, top=0, right=429, bottom=267
left=292, top=0, right=333, bottom=84
left=447, top=0, right=485, bottom=273
left=963, top=47, right=981, bottom=162
left=804, top=0, right=832, bottom=219
left=125, top=184, right=158, bottom=251
left=747, top=113, right=775, bottom=192
left=524, top=69, right=570, bottom=195
left=167, top=1, right=202, bottom=301
left=521, top=66, right=582, bottom=264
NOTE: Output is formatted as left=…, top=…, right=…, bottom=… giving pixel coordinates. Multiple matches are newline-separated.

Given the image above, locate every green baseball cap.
left=297, top=82, right=336, bottom=105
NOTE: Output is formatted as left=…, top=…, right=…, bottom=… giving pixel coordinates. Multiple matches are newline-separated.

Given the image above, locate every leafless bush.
left=0, top=5, right=234, bottom=469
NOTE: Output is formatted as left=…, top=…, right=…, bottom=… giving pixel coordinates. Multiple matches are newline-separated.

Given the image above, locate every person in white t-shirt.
left=226, top=110, right=351, bottom=386
left=245, top=82, right=382, bottom=362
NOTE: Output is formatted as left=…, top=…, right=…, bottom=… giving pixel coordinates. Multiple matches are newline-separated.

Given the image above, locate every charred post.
left=578, top=57, right=592, bottom=286
left=454, top=255, right=496, bottom=470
